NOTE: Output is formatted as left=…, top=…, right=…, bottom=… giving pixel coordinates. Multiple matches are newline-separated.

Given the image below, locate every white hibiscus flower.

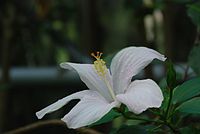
left=36, top=47, right=166, bottom=129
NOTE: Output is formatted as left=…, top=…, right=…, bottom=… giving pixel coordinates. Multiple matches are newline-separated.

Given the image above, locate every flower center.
left=91, top=52, right=107, bottom=77
left=91, top=52, right=116, bottom=100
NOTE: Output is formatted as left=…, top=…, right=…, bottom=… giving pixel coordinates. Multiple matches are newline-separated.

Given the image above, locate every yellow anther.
left=91, top=52, right=103, bottom=60
left=91, top=52, right=107, bottom=77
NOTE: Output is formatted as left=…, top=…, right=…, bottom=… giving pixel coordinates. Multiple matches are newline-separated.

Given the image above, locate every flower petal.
left=116, top=79, right=163, bottom=114
left=62, top=91, right=119, bottom=129
left=60, top=62, right=113, bottom=102
left=36, top=90, right=90, bottom=119
left=111, top=47, right=166, bottom=94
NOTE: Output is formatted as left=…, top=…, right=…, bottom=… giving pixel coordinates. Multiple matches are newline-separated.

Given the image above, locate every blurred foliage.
left=111, top=125, right=152, bottom=134
left=188, top=44, right=200, bottom=75
left=187, top=1, right=200, bottom=27
left=0, top=0, right=198, bottom=66
left=180, top=126, right=200, bottom=134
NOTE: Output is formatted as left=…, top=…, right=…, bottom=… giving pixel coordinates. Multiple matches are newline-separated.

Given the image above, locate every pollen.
left=91, top=52, right=107, bottom=77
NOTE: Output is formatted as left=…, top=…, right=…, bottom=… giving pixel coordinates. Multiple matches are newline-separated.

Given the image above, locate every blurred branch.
left=4, top=120, right=102, bottom=134
left=4, top=120, right=65, bottom=134
left=77, top=128, right=102, bottom=134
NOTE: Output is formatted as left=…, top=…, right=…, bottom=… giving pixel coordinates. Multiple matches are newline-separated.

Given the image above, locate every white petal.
left=62, top=91, right=119, bottom=129
left=60, top=62, right=113, bottom=102
left=116, top=79, right=163, bottom=114
left=111, top=47, right=166, bottom=94
left=36, top=90, right=90, bottom=119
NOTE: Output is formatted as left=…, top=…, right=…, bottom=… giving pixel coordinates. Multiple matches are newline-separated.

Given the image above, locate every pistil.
left=91, top=52, right=116, bottom=100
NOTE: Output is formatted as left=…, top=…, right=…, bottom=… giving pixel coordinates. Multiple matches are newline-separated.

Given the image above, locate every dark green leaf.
left=180, top=126, right=200, bottom=134
left=187, top=2, right=200, bottom=26
left=89, top=109, right=121, bottom=126
left=176, top=97, right=200, bottom=114
left=160, top=89, right=169, bottom=110
left=112, top=125, right=153, bottom=134
left=172, top=77, right=200, bottom=104
left=166, top=60, right=177, bottom=89
left=188, top=44, right=200, bottom=76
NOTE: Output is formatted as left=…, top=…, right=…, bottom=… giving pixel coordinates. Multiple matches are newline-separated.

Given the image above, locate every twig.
left=4, top=120, right=102, bottom=134
left=4, top=120, right=66, bottom=134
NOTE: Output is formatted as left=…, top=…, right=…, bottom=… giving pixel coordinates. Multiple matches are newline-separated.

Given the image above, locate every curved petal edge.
left=116, top=79, right=163, bottom=114
left=110, top=46, right=166, bottom=94
left=61, top=91, right=119, bottom=128
left=36, top=90, right=90, bottom=119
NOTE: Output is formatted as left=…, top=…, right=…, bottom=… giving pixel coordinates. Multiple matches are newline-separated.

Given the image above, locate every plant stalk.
left=165, top=87, right=173, bottom=119
left=122, top=112, right=163, bottom=124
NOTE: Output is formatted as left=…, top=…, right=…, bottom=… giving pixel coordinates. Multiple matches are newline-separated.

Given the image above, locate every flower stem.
left=122, top=112, right=163, bottom=124
left=165, top=87, right=173, bottom=119
left=165, top=121, right=180, bottom=134
left=122, top=111, right=180, bottom=133
left=163, top=88, right=181, bottom=133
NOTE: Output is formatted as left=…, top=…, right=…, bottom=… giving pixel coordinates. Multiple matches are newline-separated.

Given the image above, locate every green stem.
left=165, top=87, right=173, bottom=119
left=122, top=112, right=163, bottom=124
left=147, top=124, right=163, bottom=132
left=122, top=111, right=180, bottom=133
left=148, top=109, right=164, bottom=118
left=167, top=105, right=177, bottom=119
left=165, top=121, right=180, bottom=134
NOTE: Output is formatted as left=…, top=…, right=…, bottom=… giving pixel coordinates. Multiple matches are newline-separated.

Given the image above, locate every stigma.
left=91, top=52, right=107, bottom=77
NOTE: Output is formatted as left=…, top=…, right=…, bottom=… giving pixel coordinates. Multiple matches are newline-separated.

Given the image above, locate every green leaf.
left=180, top=126, right=200, bottom=134
left=188, top=44, right=200, bottom=76
left=176, top=97, right=200, bottom=114
left=89, top=109, right=121, bottom=126
left=166, top=60, right=177, bottom=89
left=112, top=125, right=153, bottom=134
left=187, top=2, right=200, bottom=26
left=172, top=77, right=200, bottom=104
